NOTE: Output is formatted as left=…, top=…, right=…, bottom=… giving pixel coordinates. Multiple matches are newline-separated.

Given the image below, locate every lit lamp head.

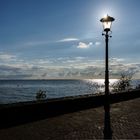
left=100, top=15, right=115, bottom=32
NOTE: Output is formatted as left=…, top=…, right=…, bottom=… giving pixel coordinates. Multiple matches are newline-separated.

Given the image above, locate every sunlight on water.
left=84, top=79, right=119, bottom=92
left=0, top=79, right=139, bottom=104
left=84, top=79, right=118, bottom=85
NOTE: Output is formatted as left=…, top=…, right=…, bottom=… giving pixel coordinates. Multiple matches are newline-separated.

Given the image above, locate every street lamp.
left=100, top=15, right=115, bottom=32
left=100, top=15, right=115, bottom=139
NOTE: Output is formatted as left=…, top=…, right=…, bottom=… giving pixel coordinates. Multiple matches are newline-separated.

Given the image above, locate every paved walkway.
left=0, top=98, right=140, bottom=140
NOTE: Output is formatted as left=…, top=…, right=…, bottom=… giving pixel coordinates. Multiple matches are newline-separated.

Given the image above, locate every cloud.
left=0, top=74, right=32, bottom=79
left=95, top=41, right=101, bottom=46
left=0, top=52, right=16, bottom=62
left=110, top=58, right=125, bottom=62
left=0, top=65, right=21, bottom=72
left=0, top=52, right=140, bottom=79
left=77, top=42, right=93, bottom=49
left=58, top=38, right=79, bottom=42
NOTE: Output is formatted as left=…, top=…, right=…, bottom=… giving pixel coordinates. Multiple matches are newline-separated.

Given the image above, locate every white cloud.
left=95, top=41, right=101, bottom=46
left=58, top=38, right=79, bottom=42
left=0, top=52, right=140, bottom=79
left=77, top=42, right=93, bottom=49
left=0, top=52, right=17, bottom=62
left=110, top=58, right=125, bottom=64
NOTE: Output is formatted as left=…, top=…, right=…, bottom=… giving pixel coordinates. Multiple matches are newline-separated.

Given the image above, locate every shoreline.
left=0, top=79, right=140, bottom=105
left=0, top=89, right=139, bottom=107
left=0, top=89, right=140, bottom=129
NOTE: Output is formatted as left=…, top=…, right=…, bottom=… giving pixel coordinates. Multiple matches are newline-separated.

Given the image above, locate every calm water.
left=0, top=79, right=139, bottom=104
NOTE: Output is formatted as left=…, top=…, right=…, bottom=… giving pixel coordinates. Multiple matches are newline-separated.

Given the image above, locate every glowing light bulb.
left=104, top=14, right=108, bottom=19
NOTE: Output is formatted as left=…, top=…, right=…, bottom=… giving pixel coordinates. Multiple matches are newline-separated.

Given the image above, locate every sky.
left=0, top=0, right=140, bottom=79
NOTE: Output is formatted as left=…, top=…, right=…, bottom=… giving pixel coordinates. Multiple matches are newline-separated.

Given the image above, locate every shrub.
left=136, top=84, right=140, bottom=89
left=112, top=73, right=132, bottom=92
left=36, top=90, right=46, bottom=100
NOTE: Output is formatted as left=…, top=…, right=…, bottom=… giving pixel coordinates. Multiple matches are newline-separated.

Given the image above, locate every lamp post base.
left=103, top=96, right=113, bottom=139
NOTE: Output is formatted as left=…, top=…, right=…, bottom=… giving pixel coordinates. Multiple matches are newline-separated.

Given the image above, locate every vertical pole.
left=105, top=31, right=109, bottom=96
left=103, top=31, right=112, bottom=139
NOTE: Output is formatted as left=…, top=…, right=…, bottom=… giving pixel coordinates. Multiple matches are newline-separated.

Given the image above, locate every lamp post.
left=100, top=15, right=115, bottom=139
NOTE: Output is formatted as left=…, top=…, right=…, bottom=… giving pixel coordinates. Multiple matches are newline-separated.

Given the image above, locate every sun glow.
left=104, top=14, right=108, bottom=19
left=84, top=79, right=118, bottom=85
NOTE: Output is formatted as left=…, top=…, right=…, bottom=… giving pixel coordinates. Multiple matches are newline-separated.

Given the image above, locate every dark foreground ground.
left=0, top=97, right=140, bottom=140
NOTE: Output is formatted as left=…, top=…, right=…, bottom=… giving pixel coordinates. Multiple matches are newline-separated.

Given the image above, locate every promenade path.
left=0, top=98, right=140, bottom=140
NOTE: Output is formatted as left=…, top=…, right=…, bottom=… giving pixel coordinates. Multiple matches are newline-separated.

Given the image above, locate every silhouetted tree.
left=112, top=73, right=133, bottom=92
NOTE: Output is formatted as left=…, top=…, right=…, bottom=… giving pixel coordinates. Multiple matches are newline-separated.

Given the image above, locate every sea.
left=0, top=79, right=139, bottom=104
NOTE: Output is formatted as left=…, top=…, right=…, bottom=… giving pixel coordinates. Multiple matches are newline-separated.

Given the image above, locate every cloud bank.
left=0, top=52, right=140, bottom=79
